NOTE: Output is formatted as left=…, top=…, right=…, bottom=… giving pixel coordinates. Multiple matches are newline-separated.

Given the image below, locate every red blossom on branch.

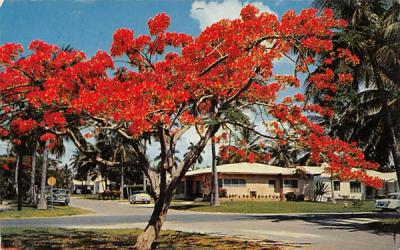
left=0, top=5, right=383, bottom=190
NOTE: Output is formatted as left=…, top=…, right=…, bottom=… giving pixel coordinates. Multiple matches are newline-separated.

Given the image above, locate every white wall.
left=314, top=176, right=364, bottom=200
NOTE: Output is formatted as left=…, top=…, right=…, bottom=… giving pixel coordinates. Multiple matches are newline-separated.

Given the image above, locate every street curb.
left=169, top=209, right=400, bottom=218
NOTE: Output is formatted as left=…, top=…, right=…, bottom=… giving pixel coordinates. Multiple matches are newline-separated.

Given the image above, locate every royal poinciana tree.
left=0, top=5, right=384, bottom=249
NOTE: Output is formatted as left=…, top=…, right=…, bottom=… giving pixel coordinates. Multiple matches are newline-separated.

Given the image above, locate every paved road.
left=1, top=198, right=399, bottom=250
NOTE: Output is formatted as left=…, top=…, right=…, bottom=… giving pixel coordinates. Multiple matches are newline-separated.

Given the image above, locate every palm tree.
left=70, top=149, right=97, bottom=193
left=95, top=130, right=138, bottom=198
left=184, top=142, right=204, bottom=170
left=37, top=135, right=66, bottom=210
left=267, top=141, right=302, bottom=167
left=28, top=142, right=37, bottom=206
left=37, top=141, right=49, bottom=210
left=311, top=0, right=400, bottom=183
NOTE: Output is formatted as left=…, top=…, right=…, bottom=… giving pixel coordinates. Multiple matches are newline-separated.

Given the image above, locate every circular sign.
left=47, top=176, right=56, bottom=186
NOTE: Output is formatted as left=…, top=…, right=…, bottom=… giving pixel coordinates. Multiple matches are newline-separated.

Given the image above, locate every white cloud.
left=0, top=0, right=4, bottom=8
left=190, top=0, right=277, bottom=30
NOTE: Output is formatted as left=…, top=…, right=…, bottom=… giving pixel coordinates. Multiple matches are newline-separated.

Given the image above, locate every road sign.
left=47, top=176, right=56, bottom=186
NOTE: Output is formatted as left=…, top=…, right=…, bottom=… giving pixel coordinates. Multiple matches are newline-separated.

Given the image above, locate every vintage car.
left=375, top=192, right=400, bottom=212
left=129, top=191, right=151, bottom=204
left=47, top=189, right=70, bottom=206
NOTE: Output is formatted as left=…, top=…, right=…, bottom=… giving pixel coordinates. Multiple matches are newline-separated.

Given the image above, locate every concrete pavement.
left=1, top=197, right=399, bottom=250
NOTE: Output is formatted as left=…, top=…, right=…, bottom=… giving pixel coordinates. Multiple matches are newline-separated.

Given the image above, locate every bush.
left=100, top=190, right=121, bottom=200
left=285, top=192, right=304, bottom=201
left=285, top=192, right=297, bottom=201
left=219, top=189, right=227, bottom=198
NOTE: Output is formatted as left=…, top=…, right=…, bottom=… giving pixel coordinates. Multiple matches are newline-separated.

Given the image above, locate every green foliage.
left=309, top=0, right=400, bottom=169
left=314, top=180, right=330, bottom=196
left=171, top=200, right=376, bottom=214
left=0, top=205, right=91, bottom=219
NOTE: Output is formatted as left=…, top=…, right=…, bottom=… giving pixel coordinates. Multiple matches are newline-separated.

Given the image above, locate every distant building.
left=72, top=175, right=108, bottom=194
left=176, top=162, right=397, bottom=201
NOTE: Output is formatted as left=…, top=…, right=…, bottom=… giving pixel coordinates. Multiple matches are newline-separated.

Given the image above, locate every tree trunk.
left=15, top=152, right=22, bottom=211
left=330, top=175, right=336, bottom=204
left=14, top=153, right=19, bottom=208
left=37, top=143, right=49, bottom=210
left=120, top=165, right=124, bottom=199
left=143, top=172, right=147, bottom=193
left=134, top=191, right=174, bottom=250
left=211, top=140, right=220, bottom=206
left=29, top=144, right=37, bottom=206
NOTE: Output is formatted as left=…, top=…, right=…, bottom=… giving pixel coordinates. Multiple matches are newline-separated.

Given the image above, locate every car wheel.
left=65, top=201, right=69, bottom=206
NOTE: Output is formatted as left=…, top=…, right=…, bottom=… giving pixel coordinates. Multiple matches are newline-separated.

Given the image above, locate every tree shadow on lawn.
left=1, top=228, right=284, bottom=249
left=170, top=204, right=209, bottom=210
left=237, top=212, right=400, bottom=237
left=2, top=228, right=135, bottom=249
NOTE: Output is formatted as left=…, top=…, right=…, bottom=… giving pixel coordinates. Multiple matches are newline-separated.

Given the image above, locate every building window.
left=195, top=181, right=202, bottom=194
left=283, top=179, right=298, bottom=188
left=268, top=180, right=276, bottom=188
left=350, top=181, right=361, bottom=193
left=218, top=179, right=222, bottom=188
left=176, top=181, right=185, bottom=194
left=334, top=181, right=340, bottom=191
left=223, top=179, right=246, bottom=187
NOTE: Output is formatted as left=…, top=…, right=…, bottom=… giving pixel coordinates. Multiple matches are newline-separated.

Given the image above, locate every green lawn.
left=171, top=200, right=377, bottom=214
left=0, top=205, right=92, bottom=219
left=0, top=227, right=282, bottom=249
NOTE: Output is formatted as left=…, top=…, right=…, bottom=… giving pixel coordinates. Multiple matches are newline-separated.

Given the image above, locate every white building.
left=315, top=170, right=398, bottom=200
left=178, top=162, right=398, bottom=201
left=72, top=175, right=108, bottom=194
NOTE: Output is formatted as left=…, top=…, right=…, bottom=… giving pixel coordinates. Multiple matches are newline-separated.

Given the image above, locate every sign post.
left=47, top=177, right=56, bottom=209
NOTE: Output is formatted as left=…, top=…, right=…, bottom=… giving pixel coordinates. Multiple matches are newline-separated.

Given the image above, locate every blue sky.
left=0, top=0, right=312, bottom=167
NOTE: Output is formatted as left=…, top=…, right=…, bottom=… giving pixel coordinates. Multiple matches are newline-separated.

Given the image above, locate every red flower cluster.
left=338, top=73, right=353, bottom=84
left=219, top=145, right=271, bottom=164
left=148, top=13, right=170, bottom=36
left=1, top=164, right=10, bottom=171
left=11, top=118, right=37, bottom=135
left=0, top=128, right=9, bottom=137
left=42, top=111, right=66, bottom=128
left=337, top=48, right=360, bottom=65
left=110, top=28, right=134, bottom=56
left=39, top=132, right=56, bottom=142
left=0, top=43, right=23, bottom=64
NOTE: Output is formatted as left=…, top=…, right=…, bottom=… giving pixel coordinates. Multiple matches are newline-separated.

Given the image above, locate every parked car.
left=47, top=189, right=70, bottom=206
left=129, top=191, right=151, bottom=204
left=375, top=192, right=400, bottom=212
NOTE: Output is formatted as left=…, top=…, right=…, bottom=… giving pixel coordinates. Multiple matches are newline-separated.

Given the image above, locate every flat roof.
left=185, top=162, right=397, bottom=181
left=185, top=162, right=323, bottom=177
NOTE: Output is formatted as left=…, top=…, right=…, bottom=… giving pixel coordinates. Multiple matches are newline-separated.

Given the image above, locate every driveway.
left=1, top=198, right=399, bottom=250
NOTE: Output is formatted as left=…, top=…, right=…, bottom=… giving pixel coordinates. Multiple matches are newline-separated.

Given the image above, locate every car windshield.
left=54, top=190, right=66, bottom=195
left=132, top=190, right=145, bottom=194
left=388, top=194, right=398, bottom=199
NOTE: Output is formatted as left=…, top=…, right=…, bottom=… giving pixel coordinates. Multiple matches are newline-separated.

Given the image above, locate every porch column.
left=279, top=174, right=284, bottom=201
